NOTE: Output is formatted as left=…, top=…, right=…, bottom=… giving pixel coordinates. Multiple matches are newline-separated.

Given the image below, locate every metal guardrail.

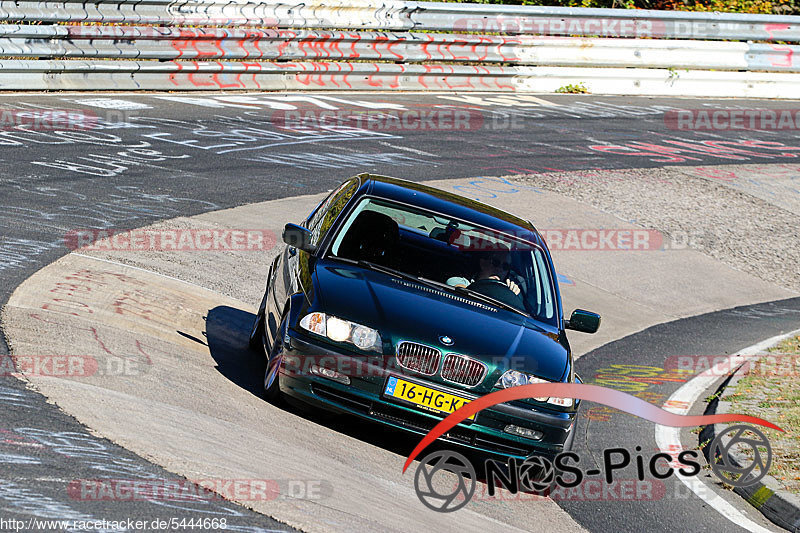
left=2, top=59, right=797, bottom=98
left=1, top=25, right=798, bottom=72
left=1, top=0, right=798, bottom=40
left=0, top=1, right=799, bottom=94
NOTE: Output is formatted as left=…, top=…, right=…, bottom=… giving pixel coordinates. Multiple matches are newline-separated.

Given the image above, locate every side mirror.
left=566, top=309, right=601, bottom=334
left=282, top=223, right=317, bottom=254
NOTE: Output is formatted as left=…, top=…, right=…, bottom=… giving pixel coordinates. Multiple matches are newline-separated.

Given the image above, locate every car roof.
left=355, top=173, right=545, bottom=247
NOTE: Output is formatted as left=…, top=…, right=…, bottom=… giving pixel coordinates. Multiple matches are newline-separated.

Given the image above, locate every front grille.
left=369, top=403, right=473, bottom=444
left=441, top=353, right=487, bottom=387
left=396, top=341, right=440, bottom=375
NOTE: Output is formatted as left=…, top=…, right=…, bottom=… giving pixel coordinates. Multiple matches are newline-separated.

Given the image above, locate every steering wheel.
left=467, top=278, right=522, bottom=307
left=468, top=278, right=510, bottom=291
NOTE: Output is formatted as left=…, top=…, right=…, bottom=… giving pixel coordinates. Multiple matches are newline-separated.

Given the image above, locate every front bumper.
left=278, top=328, right=577, bottom=460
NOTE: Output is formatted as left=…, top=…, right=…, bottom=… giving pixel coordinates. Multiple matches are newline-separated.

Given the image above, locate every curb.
left=700, top=361, right=800, bottom=533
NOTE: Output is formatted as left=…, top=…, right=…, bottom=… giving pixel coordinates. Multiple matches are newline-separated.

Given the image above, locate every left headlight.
left=299, top=312, right=382, bottom=353
left=495, top=369, right=574, bottom=408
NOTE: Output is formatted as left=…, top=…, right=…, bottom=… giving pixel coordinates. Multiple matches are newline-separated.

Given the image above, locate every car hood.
left=313, top=260, right=568, bottom=387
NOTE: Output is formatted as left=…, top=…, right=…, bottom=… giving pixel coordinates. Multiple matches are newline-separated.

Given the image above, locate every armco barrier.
left=0, top=1, right=799, bottom=95
left=1, top=26, right=799, bottom=72
left=2, top=60, right=798, bottom=97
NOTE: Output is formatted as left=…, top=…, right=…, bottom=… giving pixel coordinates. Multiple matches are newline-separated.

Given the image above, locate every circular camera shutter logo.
left=414, top=450, right=476, bottom=512
left=518, top=455, right=556, bottom=493
left=710, top=425, right=772, bottom=488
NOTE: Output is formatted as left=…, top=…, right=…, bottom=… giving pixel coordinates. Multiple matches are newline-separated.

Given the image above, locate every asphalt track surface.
left=1, top=92, right=800, bottom=531
left=566, top=297, right=800, bottom=532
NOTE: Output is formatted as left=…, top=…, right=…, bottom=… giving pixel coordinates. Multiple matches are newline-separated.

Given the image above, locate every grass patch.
left=726, top=334, right=800, bottom=493
left=555, top=82, right=589, bottom=94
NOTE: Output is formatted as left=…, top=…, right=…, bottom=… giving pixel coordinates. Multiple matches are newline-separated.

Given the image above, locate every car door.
left=266, top=177, right=360, bottom=348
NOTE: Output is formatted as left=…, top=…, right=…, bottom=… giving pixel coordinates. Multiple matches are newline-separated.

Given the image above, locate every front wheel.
left=263, top=314, right=287, bottom=403
left=250, top=265, right=273, bottom=351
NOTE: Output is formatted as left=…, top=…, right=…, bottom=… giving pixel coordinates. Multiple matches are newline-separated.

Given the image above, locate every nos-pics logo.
left=413, top=425, right=773, bottom=512
left=402, top=383, right=781, bottom=513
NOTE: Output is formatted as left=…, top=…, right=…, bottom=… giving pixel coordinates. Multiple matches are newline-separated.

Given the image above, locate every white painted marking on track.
left=70, top=98, right=152, bottom=110
left=376, top=141, right=439, bottom=157
left=0, top=453, right=40, bottom=465
left=516, top=95, right=562, bottom=106
left=654, top=327, right=800, bottom=533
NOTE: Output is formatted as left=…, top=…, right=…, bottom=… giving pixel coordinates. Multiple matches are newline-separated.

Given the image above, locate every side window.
left=306, top=178, right=359, bottom=247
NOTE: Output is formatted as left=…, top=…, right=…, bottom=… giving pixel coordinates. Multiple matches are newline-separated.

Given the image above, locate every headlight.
left=494, top=370, right=574, bottom=408
left=299, top=312, right=382, bottom=352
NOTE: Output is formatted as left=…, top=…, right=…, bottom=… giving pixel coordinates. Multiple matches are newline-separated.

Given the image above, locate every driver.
left=446, top=251, right=521, bottom=295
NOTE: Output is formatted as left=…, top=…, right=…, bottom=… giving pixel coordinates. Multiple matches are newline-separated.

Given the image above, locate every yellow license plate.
left=384, top=376, right=474, bottom=420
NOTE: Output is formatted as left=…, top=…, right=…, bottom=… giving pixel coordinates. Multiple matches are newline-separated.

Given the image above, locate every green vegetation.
left=725, top=334, right=800, bottom=493
left=555, top=82, right=589, bottom=94
left=430, top=0, right=789, bottom=15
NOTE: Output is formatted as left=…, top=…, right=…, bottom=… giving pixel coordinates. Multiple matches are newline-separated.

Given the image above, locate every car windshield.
left=327, top=197, right=557, bottom=325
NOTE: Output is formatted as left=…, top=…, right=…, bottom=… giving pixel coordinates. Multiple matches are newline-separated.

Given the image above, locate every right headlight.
left=299, top=312, right=382, bottom=353
left=494, top=369, right=574, bottom=408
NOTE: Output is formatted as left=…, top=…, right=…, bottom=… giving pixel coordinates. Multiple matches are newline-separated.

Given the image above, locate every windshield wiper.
left=330, top=256, right=443, bottom=291
left=356, top=261, right=452, bottom=292
left=331, top=256, right=529, bottom=317
left=452, top=285, right=529, bottom=317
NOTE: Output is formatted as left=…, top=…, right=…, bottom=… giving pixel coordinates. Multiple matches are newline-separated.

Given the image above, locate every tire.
left=249, top=283, right=269, bottom=351
left=248, top=309, right=265, bottom=352
left=263, top=314, right=287, bottom=403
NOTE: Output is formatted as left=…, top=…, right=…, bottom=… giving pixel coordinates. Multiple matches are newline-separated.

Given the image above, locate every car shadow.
left=205, top=305, right=428, bottom=460
left=205, top=305, right=540, bottom=482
